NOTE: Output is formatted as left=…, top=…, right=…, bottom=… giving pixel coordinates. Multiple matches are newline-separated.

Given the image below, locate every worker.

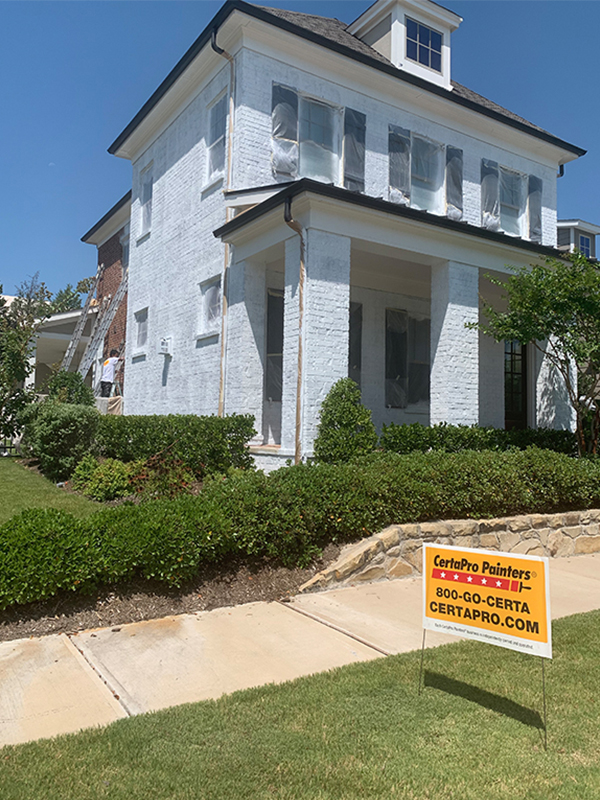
left=100, top=349, right=121, bottom=398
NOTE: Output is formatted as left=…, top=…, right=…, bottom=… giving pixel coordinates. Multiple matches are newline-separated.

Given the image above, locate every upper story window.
left=579, top=234, right=591, bottom=258
left=271, top=84, right=366, bottom=191
left=135, top=307, right=148, bottom=349
left=140, top=167, right=153, bottom=237
left=481, top=160, right=543, bottom=242
left=207, top=94, right=228, bottom=183
left=406, top=18, right=442, bottom=73
left=389, top=126, right=463, bottom=220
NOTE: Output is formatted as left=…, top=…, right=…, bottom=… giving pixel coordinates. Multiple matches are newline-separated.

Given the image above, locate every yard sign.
left=423, top=543, right=552, bottom=658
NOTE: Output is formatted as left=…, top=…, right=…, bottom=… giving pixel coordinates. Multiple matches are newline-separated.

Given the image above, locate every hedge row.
left=21, top=405, right=256, bottom=480
left=380, top=422, right=576, bottom=456
left=2, top=447, right=599, bottom=609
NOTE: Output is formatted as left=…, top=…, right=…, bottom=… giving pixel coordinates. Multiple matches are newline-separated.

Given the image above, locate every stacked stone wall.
left=300, top=510, right=600, bottom=593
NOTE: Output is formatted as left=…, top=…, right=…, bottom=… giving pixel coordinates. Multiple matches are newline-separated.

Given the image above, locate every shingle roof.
left=108, top=0, right=585, bottom=157
left=257, top=5, right=552, bottom=139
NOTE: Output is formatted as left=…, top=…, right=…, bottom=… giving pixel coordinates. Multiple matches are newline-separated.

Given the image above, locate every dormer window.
left=579, top=235, right=591, bottom=258
left=406, top=18, right=442, bottom=73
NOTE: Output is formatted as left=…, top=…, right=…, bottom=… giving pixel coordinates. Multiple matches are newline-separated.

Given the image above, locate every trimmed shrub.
left=314, top=378, right=377, bottom=464
left=380, top=421, right=577, bottom=456
left=23, top=403, right=100, bottom=481
left=72, top=457, right=138, bottom=502
left=96, top=413, right=256, bottom=477
left=129, top=452, right=196, bottom=499
left=44, top=371, right=95, bottom=406
left=2, top=447, right=600, bottom=610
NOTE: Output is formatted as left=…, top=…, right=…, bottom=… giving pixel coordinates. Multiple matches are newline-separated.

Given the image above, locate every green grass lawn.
left=0, top=458, right=98, bottom=525
left=1, top=611, right=599, bottom=799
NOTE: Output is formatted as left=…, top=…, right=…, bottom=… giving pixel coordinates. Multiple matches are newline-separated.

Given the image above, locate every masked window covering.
left=445, top=146, right=463, bottom=221
left=348, top=302, right=363, bottom=387
left=481, top=159, right=500, bottom=231
left=499, top=168, right=526, bottom=237
left=411, top=136, right=444, bottom=213
left=344, top=109, right=366, bottom=193
left=528, top=176, right=542, bottom=243
left=389, top=125, right=411, bottom=205
left=299, top=98, right=339, bottom=184
left=272, top=84, right=298, bottom=180
left=386, top=309, right=408, bottom=408
left=408, top=316, right=430, bottom=404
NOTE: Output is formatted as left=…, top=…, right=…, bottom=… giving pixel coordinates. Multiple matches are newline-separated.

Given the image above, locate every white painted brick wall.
left=535, top=339, right=576, bottom=431
left=234, top=49, right=558, bottom=246
left=430, top=261, right=479, bottom=425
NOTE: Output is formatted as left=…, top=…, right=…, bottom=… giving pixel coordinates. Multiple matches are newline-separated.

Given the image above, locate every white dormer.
left=348, top=0, right=462, bottom=90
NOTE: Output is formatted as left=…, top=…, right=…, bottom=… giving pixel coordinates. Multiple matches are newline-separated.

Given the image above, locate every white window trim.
left=579, top=234, right=591, bottom=258
left=138, top=165, right=153, bottom=242
left=197, top=277, right=222, bottom=341
left=205, top=92, right=228, bottom=187
left=404, top=16, right=443, bottom=75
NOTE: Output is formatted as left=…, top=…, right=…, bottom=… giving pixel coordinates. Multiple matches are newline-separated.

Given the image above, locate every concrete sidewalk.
left=1, top=553, right=599, bottom=747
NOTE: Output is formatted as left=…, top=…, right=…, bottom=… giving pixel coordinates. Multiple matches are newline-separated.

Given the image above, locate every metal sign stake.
left=542, top=656, right=548, bottom=752
left=417, top=629, right=427, bottom=696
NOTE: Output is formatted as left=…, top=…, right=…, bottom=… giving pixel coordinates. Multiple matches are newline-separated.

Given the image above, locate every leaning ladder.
left=78, top=268, right=129, bottom=379
left=60, top=263, right=104, bottom=372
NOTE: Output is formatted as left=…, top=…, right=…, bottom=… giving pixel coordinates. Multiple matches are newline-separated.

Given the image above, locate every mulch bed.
left=0, top=544, right=341, bottom=644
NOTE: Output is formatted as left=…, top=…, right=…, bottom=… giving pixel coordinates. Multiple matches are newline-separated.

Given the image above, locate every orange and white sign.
left=423, top=544, right=552, bottom=658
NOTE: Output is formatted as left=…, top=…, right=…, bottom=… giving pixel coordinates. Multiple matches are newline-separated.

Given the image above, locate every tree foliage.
left=472, top=253, right=600, bottom=455
left=0, top=274, right=52, bottom=438
left=314, top=378, right=378, bottom=463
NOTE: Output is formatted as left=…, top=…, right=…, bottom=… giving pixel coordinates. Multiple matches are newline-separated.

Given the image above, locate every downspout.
left=557, top=164, right=565, bottom=178
left=211, top=29, right=235, bottom=417
left=284, top=196, right=306, bottom=466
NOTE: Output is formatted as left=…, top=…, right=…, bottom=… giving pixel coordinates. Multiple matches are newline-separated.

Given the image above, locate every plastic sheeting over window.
left=528, top=176, right=543, bottom=244
left=265, top=290, right=284, bottom=402
left=344, top=109, right=366, bottom=193
left=208, top=95, right=228, bottom=181
left=411, top=136, right=444, bottom=213
left=499, top=168, right=526, bottom=237
left=389, top=125, right=411, bottom=206
left=299, top=98, right=339, bottom=184
left=272, top=85, right=299, bottom=181
left=348, top=302, right=363, bottom=387
left=481, top=159, right=500, bottom=231
left=445, top=147, right=463, bottom=221
left=385, top=309, right=430, bottom=409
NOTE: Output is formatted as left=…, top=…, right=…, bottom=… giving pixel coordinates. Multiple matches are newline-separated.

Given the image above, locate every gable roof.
left=108, top=0, right=585, bottom=158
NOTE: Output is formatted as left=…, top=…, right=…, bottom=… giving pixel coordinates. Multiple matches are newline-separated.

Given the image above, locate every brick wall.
left=97, top=231, right=127, bottom=390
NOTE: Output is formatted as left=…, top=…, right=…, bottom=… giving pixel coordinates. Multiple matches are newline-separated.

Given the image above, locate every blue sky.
left=1, top=1, right=597, bottom=296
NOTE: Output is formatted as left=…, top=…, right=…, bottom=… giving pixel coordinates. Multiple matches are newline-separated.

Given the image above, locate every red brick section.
left=96, top=230, right=127, bottom=391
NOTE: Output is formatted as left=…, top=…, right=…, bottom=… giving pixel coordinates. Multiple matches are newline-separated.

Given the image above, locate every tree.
left=51, top=283, right=82, bottom=313
left=0, top=273, right=52, bottom=438
left=472, top=252, right=600, bottom=456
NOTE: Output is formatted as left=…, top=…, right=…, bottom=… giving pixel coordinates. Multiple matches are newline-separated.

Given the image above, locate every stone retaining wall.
left=299, top=510, right=600, bottom=593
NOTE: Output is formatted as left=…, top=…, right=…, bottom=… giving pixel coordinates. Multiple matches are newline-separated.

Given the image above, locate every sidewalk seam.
left=66, top=635, right=133, bottom=717
left=278, top=601, right=392, bottom=656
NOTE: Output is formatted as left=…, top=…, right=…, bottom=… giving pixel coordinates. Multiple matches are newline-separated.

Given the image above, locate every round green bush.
left=45, top=370, right=95, bottom=406
left=314, top=378, right=377, bottom=464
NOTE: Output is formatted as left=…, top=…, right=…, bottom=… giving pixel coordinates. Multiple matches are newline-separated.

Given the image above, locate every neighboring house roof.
left=108, top=0, right=585, bottom=159
left=214, top=178, right=561, bottom=258
left=81, top=190, right=132, bottom=244
left=557, top=219, right=600, bottom=235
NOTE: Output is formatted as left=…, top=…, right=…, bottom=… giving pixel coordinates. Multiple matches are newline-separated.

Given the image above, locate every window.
left=579, top=235, right=591, bottom=258
left=140, top=168, right=153, bottom=236
left=207, top=94, right=228, bottom=182
left=265, top=290, right=284, bottom=402
left=348, top=302, right=363, bottom=387
left=135, top=308, right=148, bottom=349
left=389, top=127, right=461, bottom=217
left=505, top=340, right=527, bottom=429
left=385, top=309, right=430, bottom=408
left=271, top=85, right=364, bottom=188
left=481, top=161, right=540, bottom=240
left=406, top=17, right=442, bottom=73
left=199, top=277, right=221, bottom=336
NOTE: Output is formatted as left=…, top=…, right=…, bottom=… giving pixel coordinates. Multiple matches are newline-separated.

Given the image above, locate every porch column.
left=282, top=230, right=351, bottom=458
left=430, top=261, right=479, bottom=425
left=224, top=257, right=265, bottom=443
left=534, top=339, right=576, bottom=431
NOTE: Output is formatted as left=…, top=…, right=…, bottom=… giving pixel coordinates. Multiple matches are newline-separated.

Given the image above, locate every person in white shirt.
left=100, top=350, right=121, bottom=397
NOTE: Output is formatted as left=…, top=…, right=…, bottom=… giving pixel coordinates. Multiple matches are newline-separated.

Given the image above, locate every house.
left=105, top=0, right=585, bottom=468
left=557, top=219, right=600, bottom=259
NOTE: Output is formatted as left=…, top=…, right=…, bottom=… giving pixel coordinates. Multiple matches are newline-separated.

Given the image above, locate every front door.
left=505, top=340, right=527, bottom=429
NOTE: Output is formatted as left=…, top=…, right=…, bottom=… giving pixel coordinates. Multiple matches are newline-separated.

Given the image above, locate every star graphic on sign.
left=481, top=578, right=487, bottom=585
left=467, top=576, right=473, bottom=582
left=440, top=572, right=446, bottom=578
left=496, top=580, right=502, bottom=587
left=453, top=574, right=459, bottom=580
